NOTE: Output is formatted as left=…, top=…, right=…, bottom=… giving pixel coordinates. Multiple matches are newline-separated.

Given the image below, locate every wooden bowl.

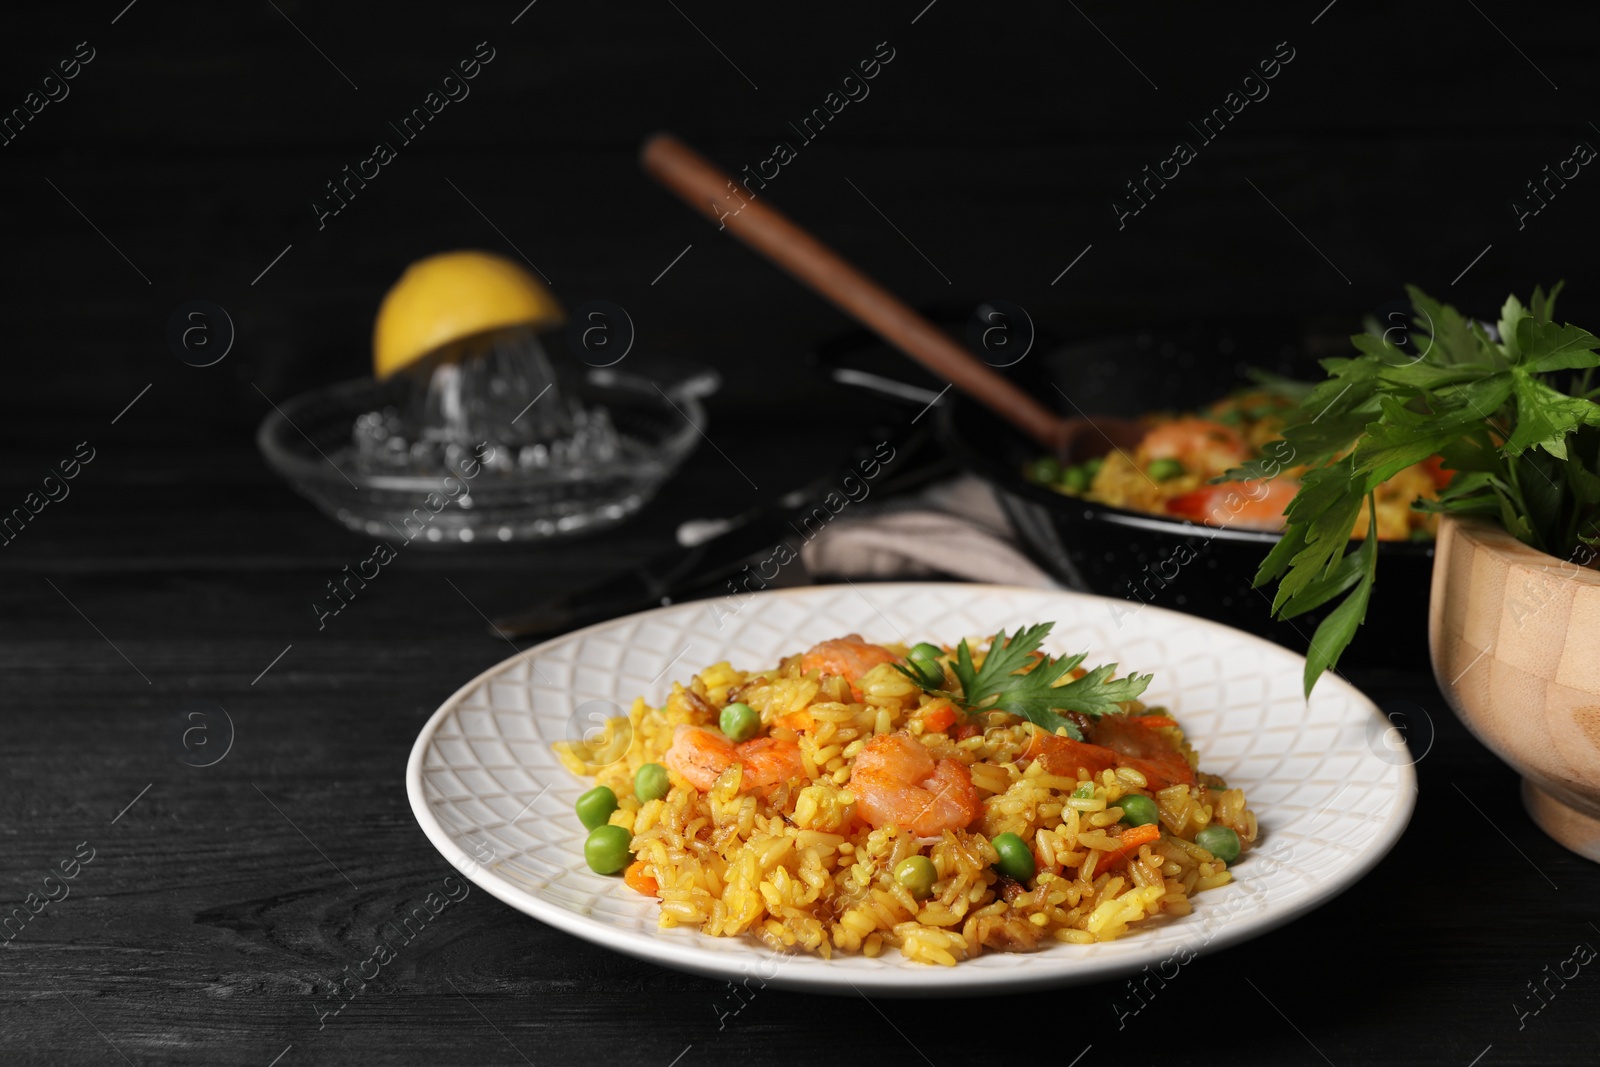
left=1430, top=515, right=1600, bottom=861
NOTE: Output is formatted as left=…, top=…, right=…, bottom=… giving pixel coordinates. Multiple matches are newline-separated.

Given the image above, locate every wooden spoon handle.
left=640, top=133, right=1068, bottom=452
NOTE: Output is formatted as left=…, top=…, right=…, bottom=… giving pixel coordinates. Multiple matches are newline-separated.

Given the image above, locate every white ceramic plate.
left=406, top=583, right=1415, bottom=995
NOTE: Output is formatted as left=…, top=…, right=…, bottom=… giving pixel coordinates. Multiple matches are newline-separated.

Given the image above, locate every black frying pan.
left=813, top=310, right=1434, bottom=669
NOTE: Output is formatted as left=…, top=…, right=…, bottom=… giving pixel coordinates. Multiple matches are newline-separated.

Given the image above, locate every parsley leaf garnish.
left=1251, top=283, right=1600, bottom=695
left=894, top=622, right=1153, bottom=739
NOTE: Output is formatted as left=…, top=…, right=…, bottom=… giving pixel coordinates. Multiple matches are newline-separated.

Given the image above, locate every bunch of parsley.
left=1238, top=284, right=1600, bottom=694
left=895, top=622, right=1152, bottom=739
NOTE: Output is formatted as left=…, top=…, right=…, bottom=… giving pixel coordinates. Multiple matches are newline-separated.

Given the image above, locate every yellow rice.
left=557, top=645, right=1257, bottom=965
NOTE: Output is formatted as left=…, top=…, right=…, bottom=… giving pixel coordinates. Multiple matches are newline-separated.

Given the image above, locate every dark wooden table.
left=5, top=424, right=1598, bottom=1067
left=7, top=0, right=1600, bottom=1062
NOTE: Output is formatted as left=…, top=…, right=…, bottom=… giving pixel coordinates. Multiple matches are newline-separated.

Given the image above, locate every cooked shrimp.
left=849, top=732, right=980, bottom=837
left=1023, top=718, right=1196, bottom=791
left=1165, top=477, right=1299, bottom=531
left=664, top=725, right=803, bottom=794
left=731, top=736, right=806, bottom=792
left=1084, top=715, right=1197, bottom=789
left=1140, top=417, right=1250, bottom=478
left=799, top=635, right=900, bottom=685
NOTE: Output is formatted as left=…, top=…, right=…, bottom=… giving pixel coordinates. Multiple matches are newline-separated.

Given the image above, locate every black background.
left=3, top=2, right=1599, bottom=1065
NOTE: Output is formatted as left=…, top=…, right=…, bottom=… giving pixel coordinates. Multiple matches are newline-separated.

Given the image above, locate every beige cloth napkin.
left=798, top=476, right=1058, bottom=588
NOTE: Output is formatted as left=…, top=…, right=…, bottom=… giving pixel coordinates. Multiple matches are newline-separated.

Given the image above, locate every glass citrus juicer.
left=258, top=250, right=716, bottom=545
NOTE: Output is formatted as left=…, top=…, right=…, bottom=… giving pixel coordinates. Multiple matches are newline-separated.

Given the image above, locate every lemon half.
left=372, top=250, right=564, bottom=379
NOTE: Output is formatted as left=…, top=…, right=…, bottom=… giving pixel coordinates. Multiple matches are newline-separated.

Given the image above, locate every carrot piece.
left=1097, top=822, right=1162, bottom=874
left=921, top=702, right=958, bottom=734
left=623, top=860, right=658, bottom=897
left=953, top=722, right=981, bottom=741
left=1116, top=823, right=1162, bottom=854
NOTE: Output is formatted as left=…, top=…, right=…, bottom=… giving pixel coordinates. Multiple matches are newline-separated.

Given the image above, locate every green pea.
left=1083, top=457, right=1104, bottom=477
left=1028, top=457, right=1063, bottom=484
left=1195, top=826, right=1241, bottom=864
left=1118, top=793, right=1160, bottom=827
left=1062, top=465, right=1092, bottom=492
left=894, top=855, right=938, bottom=900
left=575, top=786, right=618, bottom=831
left=720, top=702, right=760, bottom=742
left=584, top=824, right=632, bottom=874
left=634, top=763, right=670, bottom=803
left=1071, top=781, right=1095, bottom=800
left=991, top=832, right=1036, bottom=882
left=905, top=643, right=945, bottom=687
left=1148, top=458, right=1187, bottom=481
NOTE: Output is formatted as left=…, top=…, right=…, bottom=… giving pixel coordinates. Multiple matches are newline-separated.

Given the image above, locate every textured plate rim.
left=406, top=583, right=1416, bottom=995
